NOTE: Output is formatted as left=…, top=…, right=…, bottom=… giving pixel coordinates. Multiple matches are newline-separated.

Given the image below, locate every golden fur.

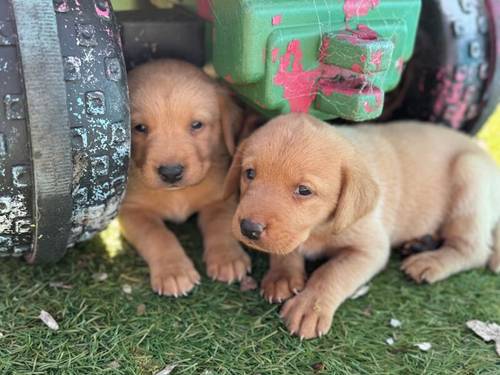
left=119, top=59, right=250, bottom=297
left=225, top=113, right=500, bottom=339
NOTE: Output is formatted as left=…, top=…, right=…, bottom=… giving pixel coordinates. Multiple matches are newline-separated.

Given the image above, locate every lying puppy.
left=224, top=113, right=500, bottom=339
left=119, top=59, right=250, bottom=297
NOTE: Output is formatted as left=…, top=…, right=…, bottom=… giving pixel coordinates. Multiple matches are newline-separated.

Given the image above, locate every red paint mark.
left=197, top=0, right=214, bottom=21
left=95, top=1, right=110, bottom=19
left=319, top=36, right=331, bottom=62
left=272, top=48, right=280, bottom=63
left=343, top=0, right=380, bottom=22
left=224, top=74, right=234, bottom=83
left=272, top=15, right=282, bottom=26
left=337, top=25, right=378, bottom=45
left=274, top=39, right=369, bottom=112
left=351, top=64, right=362, bottom=73
left=395, top=58, right=404, bottom=73
left=360, top=55, right=367, bottom=63
left=371, top=49, right=383, bottom=70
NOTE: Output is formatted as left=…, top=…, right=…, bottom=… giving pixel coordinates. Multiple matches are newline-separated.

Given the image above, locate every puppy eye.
left=245, top=168, right=256, bottom=180
left=295, top=185, right=313, bottom=196
left=134, top=124, right=147, bottom=133
left=191, top=121, right=203, bottom=131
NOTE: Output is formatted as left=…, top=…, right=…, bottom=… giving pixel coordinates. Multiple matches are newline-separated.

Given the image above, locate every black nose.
left=158, top=164, right=184, bottom=183
left=240, top=219, right=264, bottom=240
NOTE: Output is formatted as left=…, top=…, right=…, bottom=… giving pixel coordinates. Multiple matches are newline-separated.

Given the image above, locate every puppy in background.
left=119, top=59, right=250, bottom=297
left=225, top=113, right=500, bottom=339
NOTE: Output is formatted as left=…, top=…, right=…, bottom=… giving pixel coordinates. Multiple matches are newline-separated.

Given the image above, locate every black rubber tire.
left=382, top=0, right=500, bottom=134
left=0, top=0, right=130, bottom=263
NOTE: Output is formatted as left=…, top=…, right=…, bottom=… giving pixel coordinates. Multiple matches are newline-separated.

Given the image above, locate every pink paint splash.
left=371, top=49, right=383, bottom=70
left=274, top=39, right=369, bottom=113
left=343, top=0, right=380, bottom=22
left=224, top=74, right=234, bottom=83
left=272, top=15, right=282, bottom=26
left=318, top=36, right=331, bottom=62
left=351, top=64, right=362, bottom=73
left=271, top=48, right=280, bottom=63
left=95, top=1, right=110, bottom=19
left=395, top=58, right=404, bottom=73
left=360, top=54, right=367, bottom=63
left=197, top=0, right=214, bottom=21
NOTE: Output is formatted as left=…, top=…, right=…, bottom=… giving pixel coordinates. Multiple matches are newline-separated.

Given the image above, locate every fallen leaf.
left=49, top=281, right=73, bottom=289
left=93, top=272, right=108, bottom=281
left=311, top=362, right=325, bottom=372
left=350, top=284, right=370, bottom=300
left=386, top=337, right=395, bottom=345
left=39, top=310, right=59, bottom=331
left=466, top=320, right=500, bottom=356
left=239, top=276, right=257, bottom=291
left=390, top=318, right=402, bottom=328
left=122, top=284, right=132, bottom=294
left=136, top=304, right=146, bottom=316
left=415, top=342, right=432, bottom=351
left=155, top=364, right=177, bottom=375
left=362, top=305, right=372, bottom=317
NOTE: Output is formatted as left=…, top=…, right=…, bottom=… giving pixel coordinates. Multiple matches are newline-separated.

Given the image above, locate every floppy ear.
left=330, top=160, right=379, bottom=233
left=222, top=139, right=246, bottom=200
left=217, top=87, right=243, bottom=156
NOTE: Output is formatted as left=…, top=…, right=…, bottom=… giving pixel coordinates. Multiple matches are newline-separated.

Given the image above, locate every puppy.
left=224, top=113, right=500, bottom=339
left=119, top=59, right=250, bottom=297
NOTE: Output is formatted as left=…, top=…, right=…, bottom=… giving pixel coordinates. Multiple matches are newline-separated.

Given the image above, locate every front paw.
left=150, top=259, right=200, bottom=297
left=204, top=244, right=251, bottom=284
left=261, top=268, right=305, bottom=304
left=280, top=290, right=334, bottom=340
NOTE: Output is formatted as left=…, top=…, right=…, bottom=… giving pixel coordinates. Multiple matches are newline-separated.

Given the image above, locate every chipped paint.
left=371, top=49, right=383, bottom=69
left=95, top=1, right=111, bottom=19
left=432, top=68, right=468, bottom=129
left=274, top=39, right=366, bottom=113
left=395, top=57, right=404, bottom=73
left=271, top=47, right=280, bottom=63
left=343, top=0, right=380, bottom=22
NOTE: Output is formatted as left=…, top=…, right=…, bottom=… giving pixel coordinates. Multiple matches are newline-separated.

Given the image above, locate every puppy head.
left=128, top=59, right=242, bottom=190
left=224, top=113, right=379, bottom=255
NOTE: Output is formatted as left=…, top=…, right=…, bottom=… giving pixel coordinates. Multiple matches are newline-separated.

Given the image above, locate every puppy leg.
left=402, top=153, right=497, bottom=283
left=281, top=246, right=389, bottom=339
left=261, top=251, right=306, bottom=304
left=119, top=208, right=200, bottom=297
left=199, top=198, right=251, bottom=283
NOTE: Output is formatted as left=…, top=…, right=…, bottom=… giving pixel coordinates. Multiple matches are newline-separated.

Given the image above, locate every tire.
left=382, top=0, right=500, bottom=134
left=0, top=0, right=130, bottom=263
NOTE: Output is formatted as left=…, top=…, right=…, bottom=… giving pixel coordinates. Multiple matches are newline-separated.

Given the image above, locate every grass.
left=0, top=115, right=499, bottom=375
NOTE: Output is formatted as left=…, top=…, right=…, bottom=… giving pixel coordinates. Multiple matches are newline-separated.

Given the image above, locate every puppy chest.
left=161, top=200, right=194, bottom=223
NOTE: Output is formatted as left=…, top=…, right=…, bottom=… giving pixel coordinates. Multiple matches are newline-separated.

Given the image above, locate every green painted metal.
left=211, top=0, right=422, bottom=121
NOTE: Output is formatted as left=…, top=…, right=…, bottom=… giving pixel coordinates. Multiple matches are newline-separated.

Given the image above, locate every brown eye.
left=245, top=168, right=255, bottom=180
left=191, top=121, right=203, bottom=130
left=134, top=124, right=147, bottom=133
left=295, top=185, right=312, bottom=196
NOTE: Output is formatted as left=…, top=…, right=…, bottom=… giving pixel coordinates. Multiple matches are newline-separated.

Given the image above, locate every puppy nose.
left=240, top=219, right=265, bottom=240
left=158, top=164, right=184, bottom=183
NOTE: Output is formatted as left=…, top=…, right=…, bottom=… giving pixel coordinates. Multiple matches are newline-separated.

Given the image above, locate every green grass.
left=1, top=218, right=499, bottom=375
left=1, top=114, right=500, bottom=374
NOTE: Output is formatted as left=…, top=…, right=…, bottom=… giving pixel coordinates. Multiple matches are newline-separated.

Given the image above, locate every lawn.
left=0, top=116, right=499, bottom=375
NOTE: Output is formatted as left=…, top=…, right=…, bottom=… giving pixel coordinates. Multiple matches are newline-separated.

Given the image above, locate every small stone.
left=122, top=284, right=132, bottom=294
left=155, top=364, right=177, bottom=375
left=386, top=337, right=395, bottom=345
left=39, top=310, right=59, bottom=331
left=390, top=318, right=402, bottom=328
left=415, top=342, right=432, bottom=351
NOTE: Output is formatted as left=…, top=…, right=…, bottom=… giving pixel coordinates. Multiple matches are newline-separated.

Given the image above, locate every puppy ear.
left=217, top=87, right=243, bottom=156
left=223, top=139, right=246, bottom=200
left=330, top=161, right=379, bottom=233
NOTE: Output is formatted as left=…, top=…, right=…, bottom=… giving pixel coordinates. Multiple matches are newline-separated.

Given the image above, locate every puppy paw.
left=204, top=244, right=251, bottom=284
left=150, top=260, right=200, bottom=297
left=261, top=269, right=305, bottom=304
left=401, top=251, right=446, bottom=284
left=280, top=290, right=334, bottom=340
